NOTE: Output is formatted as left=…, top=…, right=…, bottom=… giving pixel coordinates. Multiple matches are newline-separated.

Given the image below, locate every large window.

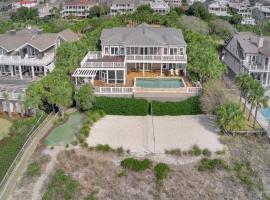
left=170, top=47, right=177, bottom=55
left=104, top=46, right=109, bottom=55
left=111, top=47, right=119, bottom=55
left=179, top=48, right=184, bottom=55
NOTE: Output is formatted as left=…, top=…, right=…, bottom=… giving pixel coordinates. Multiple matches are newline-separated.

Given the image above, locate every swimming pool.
left=135, top=78, right=185, bottom=88
left=259, top=108, right=270, bottom=121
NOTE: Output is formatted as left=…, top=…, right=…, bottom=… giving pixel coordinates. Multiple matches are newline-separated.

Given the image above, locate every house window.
left=111, top=47, right=119, bottom=55
left=164, top=48, right=167, bottom=55
left=104, top=46, right=109, bottom=55
left=170, top=47, right=177, bottom=55
left=0, top=48, right=6, bottom=55
left=120, top=47, right=125, bottom=55
left=179, top=48, right=184, bottom=55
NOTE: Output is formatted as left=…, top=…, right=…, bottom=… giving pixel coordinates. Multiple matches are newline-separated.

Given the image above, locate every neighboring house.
left=223, top=32, right=270, bottom=87
left=12, top=0, right=38, bottom=9
left=188, top=0, right=206, bottom=6
left=72, top=23, right=196, bottom=99
left=253, top=3, right=270, bottom=22
left=61, top=0, right=97, bottom=18
left=110, top=0, right=138, bottom=16
left=0, top=26, right=79, bottom=80
left=164, top=0, right=182, bottom=7
left=228, top=2, right=256, bottom=25
left=150, top=0, right=170, bottom=15
left=208, top=1, right=230, bottom=17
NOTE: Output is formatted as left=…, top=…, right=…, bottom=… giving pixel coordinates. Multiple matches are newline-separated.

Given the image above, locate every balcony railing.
left=125, top=54, right=187, bottom=62
left=0, top=91, right=26, bottom=100
left=83, top=62, right=125, bottom=68
left=95, top=87, right=133, bottom=94
left=0, top=53, right=54, bottom=67
left=243, top=61, right=270, bottom=72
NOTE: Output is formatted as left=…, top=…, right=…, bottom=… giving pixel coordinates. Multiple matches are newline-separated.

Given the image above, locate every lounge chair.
left=175, top=68, right=179, bottom=76
left=170, top=69, right=174, bottom=76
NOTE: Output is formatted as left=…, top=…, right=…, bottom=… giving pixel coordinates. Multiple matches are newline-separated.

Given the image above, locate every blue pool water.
left=135, top=78, right=184, bottom=88
left=259, top=108, right=270, bottom=120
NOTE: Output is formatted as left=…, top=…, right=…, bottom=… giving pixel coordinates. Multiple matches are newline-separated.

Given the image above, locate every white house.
left=110, top=0, right=139, bottom=16
left=150, top=0, right=170, bottom=15
left=254, top=3, right=270, bottom=22
left=208, top=0, right=230, bottom=17
left=61, top=0, right=97, bottom=18
left=12, top=0, right=38, bottom=9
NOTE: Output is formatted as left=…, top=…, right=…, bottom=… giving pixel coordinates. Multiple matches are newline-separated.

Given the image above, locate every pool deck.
left=94, top=71, right=193, bottom=87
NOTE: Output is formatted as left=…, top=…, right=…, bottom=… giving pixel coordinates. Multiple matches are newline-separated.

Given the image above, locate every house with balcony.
left=208, top=1, right=230, bottom=17
left=223, top=32, right=270, bottom=87
left=73, top=23, right=201, bottom=98
left=0, top=26, right=79, bottom=80
left=61, top=0, right=97, bottom=18
left=150, top=0, right=170, bottom=15
left=228, top=2, right=255, bottom=25
left=254, top=3, right=270, bottom=22
left=110, top=0, right=139, bottom=16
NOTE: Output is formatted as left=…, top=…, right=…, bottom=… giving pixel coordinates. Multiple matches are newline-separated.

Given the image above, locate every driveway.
left=87, top=115, right=223, bottom=155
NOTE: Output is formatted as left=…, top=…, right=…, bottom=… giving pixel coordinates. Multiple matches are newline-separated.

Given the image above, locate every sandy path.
left=31, top=147, right=64, bottom=200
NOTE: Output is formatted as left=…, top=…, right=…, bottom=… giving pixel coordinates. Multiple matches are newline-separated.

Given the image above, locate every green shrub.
left=202, top=149, right=211, bottom=157
left=85, top=193, right=95, bottom=200
left=154, top=163, right=170, bottom=186
left=152, top=96, right=202, bottom=115
left=116, top=147, right=124, bottom=155
left=93, top=97, right=149, bottom=116
left=192, top=145, right=202, bottom=156
left=26, top=162, right=40, bottom=177
left=215, top=150, right=225, bottom=155
left=233, top=161, right=260, bottom=190
left=198, top=158, right=229, bottom=172
left=117, top=171, right=126, bottom=177
left=42, top=169, right=80, bottom=200
left=120, top=158, right=152, bottom=171
left=0, top=112, right=45, bottom=181
left=95, top=144, right=113, bottom=152
left=165, top=149, right=182, bottom=156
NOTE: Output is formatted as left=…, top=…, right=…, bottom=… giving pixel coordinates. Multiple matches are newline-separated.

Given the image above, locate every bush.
left=154, top=163, right=170, bottom=186
left=42, top=169, right=80, bottom=200
left=192, top=145, right=202, bottom=156
left=198, top=158, right=229, bottom=172
left=26, top=162, right=40, bottom=177
left=215, top=150, right=225, bottom=155
left=179, top=15, right=210, bottom=34
left=120, top=158, right=152, bottom=171
left=165, top=149, right=182, bottom=156
left=202, top=149, right=211, bottom=157
left=152, top=96, right=202, bottom=115
left=116, top=147, right=124, bottom=155
left=93, top=97, right=149, bottom=116
left=95, top=144, right=113, bottom=152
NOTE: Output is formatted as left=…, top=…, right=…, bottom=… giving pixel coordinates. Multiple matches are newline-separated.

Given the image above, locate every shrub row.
left=198, top=158, right=229, bottom=172
left=93, top=97, right=149, bottom=116
left=152, top=96, right=202, bottom=116
left=93, top=96, right=202, bottom=116
left=120, top=158, right=152, bottom=171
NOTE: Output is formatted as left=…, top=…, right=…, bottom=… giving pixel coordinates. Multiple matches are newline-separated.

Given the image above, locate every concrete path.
left=87, top=115, right=223, bottom=155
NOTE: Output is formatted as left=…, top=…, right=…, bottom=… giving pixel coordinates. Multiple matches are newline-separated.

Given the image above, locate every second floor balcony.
left=243, top=60, right=270, bottom=72
left=126, top=54, right=187, bottom=63
left=0, top=53, right=55, bottom=67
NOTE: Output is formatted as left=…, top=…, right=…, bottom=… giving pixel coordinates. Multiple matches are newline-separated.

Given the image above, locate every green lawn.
left=0, top=118, right=12, bottom=140
left=45, top=112, right=84, bottom=146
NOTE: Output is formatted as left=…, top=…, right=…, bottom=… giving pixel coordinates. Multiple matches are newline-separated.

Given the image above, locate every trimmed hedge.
left=93, top=96, right=148, bottom=116
left=151, top=96, right=202, bottom=116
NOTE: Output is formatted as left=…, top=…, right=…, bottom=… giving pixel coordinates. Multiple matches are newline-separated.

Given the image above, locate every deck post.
left=19, top=65, right=22, bottom=79
left=143, top=63, right=145, bottom=76
left=75, top=77, right=78, bottom=85
left=10, top=65, right=14, bottom=77
left=44, top=66, right=47, bottom=76
left=115, top=70, right=117, bottom=84
left=106, top=70, right=109, bottom=84
left=123, top=69, right=126, bottom=85
left=31, top=66, right=35, bottom=80
left=160, top=63, right=162, bottom=76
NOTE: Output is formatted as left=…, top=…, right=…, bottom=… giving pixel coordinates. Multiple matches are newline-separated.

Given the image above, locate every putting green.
left=0, top=118, right=12, bottom=140
left=45, top=112, right=84, bottom=146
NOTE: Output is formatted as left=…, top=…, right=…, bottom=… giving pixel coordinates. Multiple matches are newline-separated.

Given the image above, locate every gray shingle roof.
left=59, top=29, right=80, bottom=42
left=0, top=26, right=79, bottom=52
left=100, top=24, right=187, bottom=46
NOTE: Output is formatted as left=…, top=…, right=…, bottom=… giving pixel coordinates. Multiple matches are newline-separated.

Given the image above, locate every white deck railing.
left=95, top=87, right=133, bottom=94
left=0, top=91, right=26, bottom=100
left=83, top=62, right=125, bottom=68
left=186, top=87, right=202, bottom=94
left=0, top=53, right=54, bottom=67
left=126, top=54, right=187, bottom=62
left=243, top=61, right=270, bottom=72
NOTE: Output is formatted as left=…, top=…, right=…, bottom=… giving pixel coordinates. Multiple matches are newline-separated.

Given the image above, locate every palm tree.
left=235, top=73, right=253, bottom=112
left=252, top=90, right=268, bottom=128
left=247, top=80, right=261, bottom=121
left=216, top=102, right=245, bottom=132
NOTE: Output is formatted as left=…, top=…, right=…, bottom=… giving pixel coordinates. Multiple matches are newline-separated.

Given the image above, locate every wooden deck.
left=94, top=71, right=193, bottom=87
